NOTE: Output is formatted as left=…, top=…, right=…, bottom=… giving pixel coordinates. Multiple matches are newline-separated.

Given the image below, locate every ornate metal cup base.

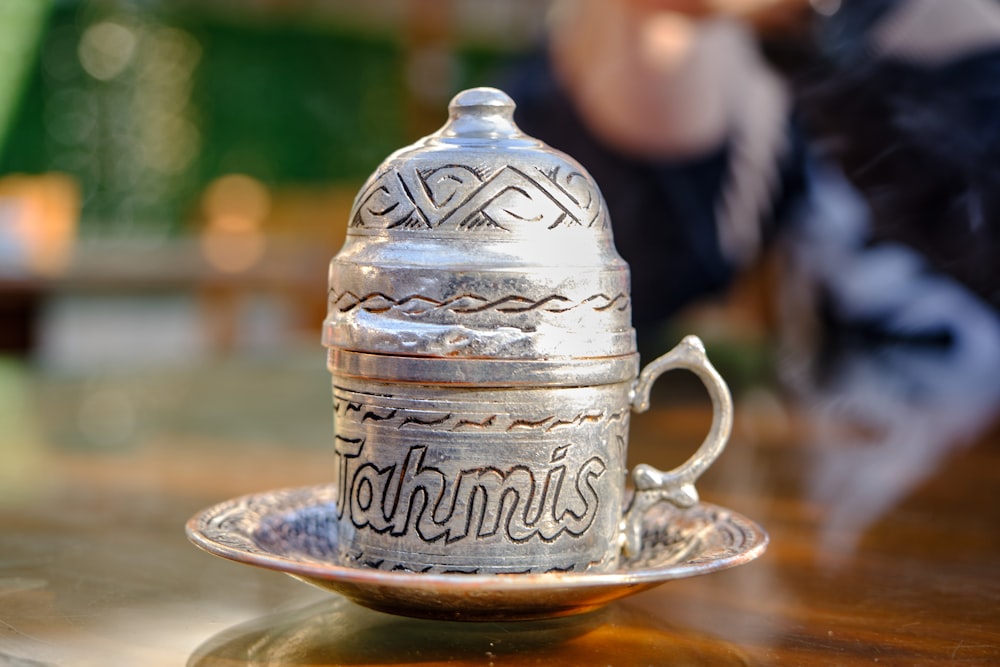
left=186, top=484, right=768, bottom=621
left=330, top=377, right=633, bottom=574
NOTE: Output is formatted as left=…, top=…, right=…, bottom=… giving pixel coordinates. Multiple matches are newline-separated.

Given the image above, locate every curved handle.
left=620, top=335, right=733, bottom=558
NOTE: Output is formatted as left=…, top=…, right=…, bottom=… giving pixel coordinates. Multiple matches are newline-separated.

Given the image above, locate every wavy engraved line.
left=399, top=414, right=453, bottom=429
left=546, top=411, right=605, bottom=431
left=331, top=290, right=370, bottom=313
left=451, top=294, right=571, bottom=314
left=499, top=294, right=576, bottom=313
left=347, top=556, right=601, bottom=573
left=507, top=417, right=555, bottom=431
left=330, top=290, right=442, bottom=314
left=338, top=405, right=622, bottom=432
left=396, top=294, right=451, bottom=308
left=362, top=409, right=398, bottom=423
left=580, top=293, right=630, bottom=312
left=390, top=563, right=434, bottom=573
left=330, top=289, right=624, bottom=316
left=332, top=291, right=442, bottom=314
left=544, top=559, right=604, bottom=573
left=334, top=399, right=363, bottom=415
left=452, top=415, right=497, bottom=430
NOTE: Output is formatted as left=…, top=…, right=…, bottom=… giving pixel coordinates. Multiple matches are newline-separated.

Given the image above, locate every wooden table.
left=0, top=344, right=997, bottom=665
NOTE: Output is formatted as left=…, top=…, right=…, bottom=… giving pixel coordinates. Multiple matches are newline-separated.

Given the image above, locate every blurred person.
left=507, top=0, right=1000, bottom=555
left=507, top=0, right=1000, bottom=346
left=508, top=0, right=807, bottom=330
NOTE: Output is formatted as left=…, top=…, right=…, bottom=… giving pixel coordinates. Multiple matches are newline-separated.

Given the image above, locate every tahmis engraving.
left=333, top=437, right=607, bottom=544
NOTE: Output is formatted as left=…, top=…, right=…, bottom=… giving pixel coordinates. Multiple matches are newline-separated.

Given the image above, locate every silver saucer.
left=186, top=485, right=767, bottom=621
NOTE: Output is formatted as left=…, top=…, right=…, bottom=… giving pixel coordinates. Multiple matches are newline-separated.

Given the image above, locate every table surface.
left=1, top=340, right=998, bottom=666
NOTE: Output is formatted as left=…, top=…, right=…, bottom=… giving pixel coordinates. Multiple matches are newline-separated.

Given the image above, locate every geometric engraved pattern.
left=351, top=164, right=605, bottom=231
left=328, top=289, right=629, bottom=316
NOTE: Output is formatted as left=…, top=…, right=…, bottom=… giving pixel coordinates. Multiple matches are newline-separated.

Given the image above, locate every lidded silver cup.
left=323, top=87, right=732, bottom=574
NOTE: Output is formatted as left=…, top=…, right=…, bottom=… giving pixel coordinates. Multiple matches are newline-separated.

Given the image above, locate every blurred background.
left=2, top=0, right=999, bottom=544
left=0, top=0, right=558, bottom=458
left=2, top=2, right=1000, bottom=663
left=0, top=0, right=550, bottom=363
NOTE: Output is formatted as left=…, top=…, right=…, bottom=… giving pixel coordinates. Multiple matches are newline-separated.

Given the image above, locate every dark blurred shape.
left=793, top=0, right=1000, bottom=313
left=507, top=0, right=1000, bottom=330
left=0, top=287, right=39, bottom=354
left=504, top=3, right=1000, bottom=547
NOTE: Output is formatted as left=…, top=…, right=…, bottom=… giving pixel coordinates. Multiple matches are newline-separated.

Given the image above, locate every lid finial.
left=441, top=87, right=519, bottom=139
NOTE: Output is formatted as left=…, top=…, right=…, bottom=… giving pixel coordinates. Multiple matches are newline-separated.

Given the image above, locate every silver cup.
left=323, top=88, right=732, bottom=574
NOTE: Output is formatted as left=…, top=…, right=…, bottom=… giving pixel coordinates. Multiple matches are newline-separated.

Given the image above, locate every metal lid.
left=323, top=87, right=636, bottom=386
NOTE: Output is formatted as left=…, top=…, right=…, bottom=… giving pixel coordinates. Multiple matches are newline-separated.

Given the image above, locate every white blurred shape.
left=79, top=20, right=138, bottom=81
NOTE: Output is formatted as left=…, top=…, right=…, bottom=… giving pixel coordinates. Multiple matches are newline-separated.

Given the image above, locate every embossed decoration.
left=185, top=484, right=768, bottom=620
left=351, top=165, right=605, bottom=231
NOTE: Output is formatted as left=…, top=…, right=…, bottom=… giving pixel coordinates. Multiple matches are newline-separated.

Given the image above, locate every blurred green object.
left=0, top=2, right=511, bottom=237
left=0, top=0, right=53, bottom=157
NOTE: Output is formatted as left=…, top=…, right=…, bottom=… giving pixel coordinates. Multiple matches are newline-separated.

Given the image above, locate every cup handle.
left=619, top=335, right=734, bottom=558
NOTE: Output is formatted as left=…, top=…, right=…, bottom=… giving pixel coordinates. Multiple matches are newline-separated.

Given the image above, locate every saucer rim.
left=186, top=484, right=768, bottom=592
